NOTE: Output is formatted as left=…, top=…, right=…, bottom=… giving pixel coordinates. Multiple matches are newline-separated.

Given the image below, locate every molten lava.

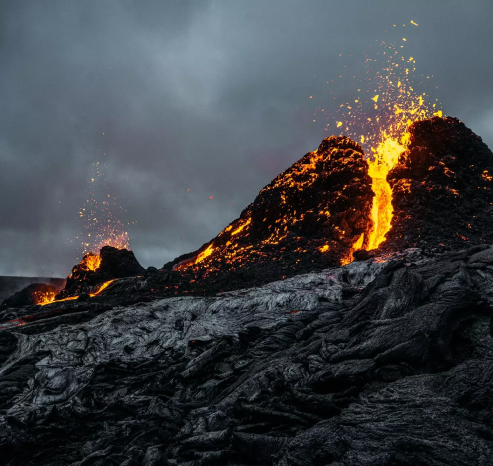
left=89, top=279, right=116, bottom=296
left=38, top=279, right=116, bottom=306
left=170, top=136, right=373, bottom=278
left=323, top=28, right=444, bottom=253
left=79, top=159, right=131, bottom=257
left=367, top=137, right=405, bottom=249
left=33, top=290, right=57, bottom=306
left=79, top=252, right=101, bottom=272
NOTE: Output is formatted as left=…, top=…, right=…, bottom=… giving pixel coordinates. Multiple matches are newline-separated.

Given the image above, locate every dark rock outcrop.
left=1, top=283, right=61, bottom=308
left=57, top=246, right=145, bottom=299
left=385, top=116, right=493, bottom=252
left=0, top=277, right=65, bottom=304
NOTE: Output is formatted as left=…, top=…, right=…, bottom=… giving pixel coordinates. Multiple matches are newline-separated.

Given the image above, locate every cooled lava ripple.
left=1, top=116, right=493, bottom=464
left=1, top=246, right=493, bottom=465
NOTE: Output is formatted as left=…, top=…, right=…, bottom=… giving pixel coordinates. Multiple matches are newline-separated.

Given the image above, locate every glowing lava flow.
left=38, top=295, right=78, bottom=306
left=33, top=290, right=57, bottom=306
left=79, top=252, right=101, bottom=272
left=367, top=138, right=404, bottom=249
left=38, top=279, right=116, bottom=306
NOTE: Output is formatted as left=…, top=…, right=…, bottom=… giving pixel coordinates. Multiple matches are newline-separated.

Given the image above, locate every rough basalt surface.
left=2, top=116, right=493, bottom=464
left=1, top=245, right=493, bottom=464
left=384, top=116, right=493, bottom=252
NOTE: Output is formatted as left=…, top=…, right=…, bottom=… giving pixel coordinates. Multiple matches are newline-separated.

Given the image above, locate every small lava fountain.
left=35, top=157, right=134, bottom=307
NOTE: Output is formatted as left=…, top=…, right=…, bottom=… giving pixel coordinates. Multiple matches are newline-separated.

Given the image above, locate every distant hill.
left=0, top=276, right=66, bottom=303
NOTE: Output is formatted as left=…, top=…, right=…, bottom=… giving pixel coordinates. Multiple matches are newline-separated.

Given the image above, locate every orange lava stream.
left=341, top=232, right=365, bottom=266
left=89, top=279, right=116, bottom=297
left=33, top=291, right=58, bottom=306
left=38, top=295, right=78, bottom=306
left=38, top=279, right=116, bottom=306
left=367, top=138, right=405, bottom=250
left=324, top=28, right=444, bottom=255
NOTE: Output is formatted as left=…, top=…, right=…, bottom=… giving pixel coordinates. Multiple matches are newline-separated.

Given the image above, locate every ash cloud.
left=1, top=0, right=493, bottom=276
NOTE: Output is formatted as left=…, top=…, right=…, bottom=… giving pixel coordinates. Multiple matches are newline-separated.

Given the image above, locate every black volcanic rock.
left=4, top=116, right=493, bottom=464
left=164, top=136, right=374, bottom=293
left=1, top=247, right=493, bottom=465
left=384, top=116, right=493, bottom=251
left=1, top=283, right=60, bottom=308
left=57, top=246, right=144, bottom=299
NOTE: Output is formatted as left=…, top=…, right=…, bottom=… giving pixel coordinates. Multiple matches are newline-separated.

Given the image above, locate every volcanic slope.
left=56, top=245, right=145, bottom=299
left=384, top=116, right=493, bottom=252
left=0, top=277, right=65, bottom=304
left=166, top=136, right=374, bottom=292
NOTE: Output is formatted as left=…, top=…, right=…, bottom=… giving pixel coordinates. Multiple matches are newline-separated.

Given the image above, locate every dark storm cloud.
left=1, top=0, right=493, bottom=276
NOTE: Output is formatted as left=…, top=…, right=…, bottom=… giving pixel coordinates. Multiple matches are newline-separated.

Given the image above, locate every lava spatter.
left=56, top=246, right=144, bottom=300
left=78, top=158, right=131, bottom=258
left=321, top=24, right=443, bottom=251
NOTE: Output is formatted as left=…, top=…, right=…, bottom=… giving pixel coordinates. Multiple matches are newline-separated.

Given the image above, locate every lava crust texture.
left=1, top=246, right=493, bottom=464
left=2, top=117, right=493, bottom=464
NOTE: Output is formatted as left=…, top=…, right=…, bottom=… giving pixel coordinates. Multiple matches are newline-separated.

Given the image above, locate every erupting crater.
left=56, top=246, right=144, bottom=300
left=11, top=117, right=491, bottom=307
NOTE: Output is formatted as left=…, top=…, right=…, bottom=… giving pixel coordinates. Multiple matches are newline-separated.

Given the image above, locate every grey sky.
left=1, top=0, right=493, bottom=276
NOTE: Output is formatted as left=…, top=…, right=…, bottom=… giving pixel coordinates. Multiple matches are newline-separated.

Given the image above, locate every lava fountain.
left=326, top=24, right=444, bottom=250
left=34, top=157, right=134, bottom=306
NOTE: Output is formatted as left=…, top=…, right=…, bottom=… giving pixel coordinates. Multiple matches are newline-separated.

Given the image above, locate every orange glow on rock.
left=39, top=295, right=78, bottom=306
left=80, top=252, right=102, bottom=272
left=38, top=279, right=116, bottom=306
left=89, top=279, right=116, bottom=297
left=33, top=290, right=57, bottom=306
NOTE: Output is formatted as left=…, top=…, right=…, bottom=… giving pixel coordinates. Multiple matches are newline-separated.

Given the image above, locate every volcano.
left=154, top=116, right=493, bottom=297
left=12, top=116, right=493, bottom=305
left=2, top=116, right=493, bottom=465
left=56, top=245, right=145, bottom=300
